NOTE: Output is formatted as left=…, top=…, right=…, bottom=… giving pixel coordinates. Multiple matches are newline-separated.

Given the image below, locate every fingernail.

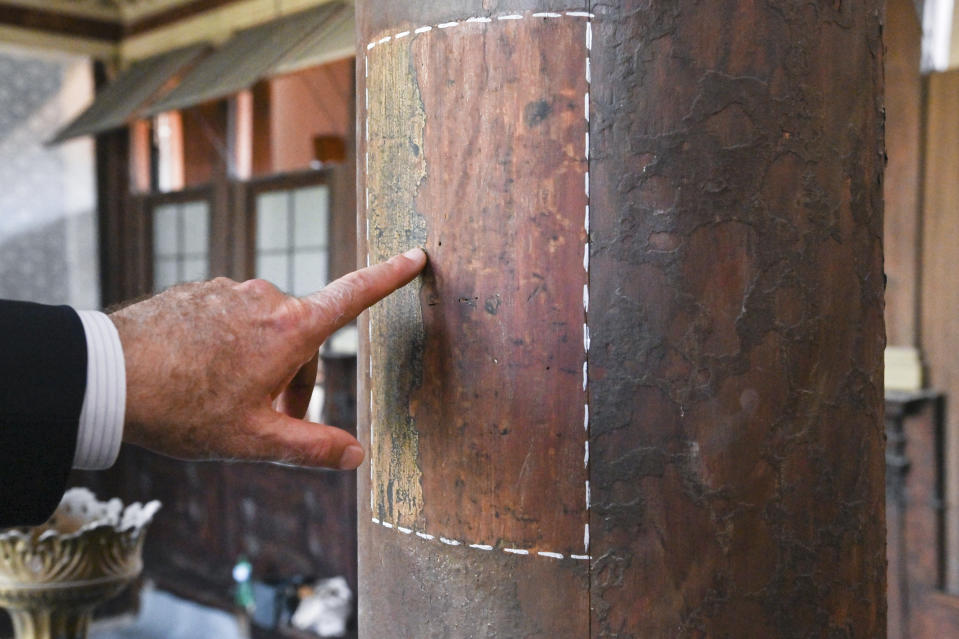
left=338, top=445, right=365, bottom=470
left=403, top=247, right=425, bottom=261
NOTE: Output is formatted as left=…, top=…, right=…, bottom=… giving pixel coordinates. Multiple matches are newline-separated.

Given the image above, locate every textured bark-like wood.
left=588, top=2, right=885, bottom=636
left=358, top=1, right=886, bottom=637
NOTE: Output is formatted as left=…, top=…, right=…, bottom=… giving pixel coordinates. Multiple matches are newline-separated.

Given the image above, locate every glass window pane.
left=182, top=257, right=208, bottom=282
left=153, top=204, right=179, bottom=257
left=181, top=201, right=209, bottom=255
left=256, top=253, right=290, bottom=292
left=256, top=192, right=289, bottom=250
left=293, top=186, right=329, bottom=248
left=292, top=249, right=327, bottom=297
left=154, top=257, right=179, bottom=291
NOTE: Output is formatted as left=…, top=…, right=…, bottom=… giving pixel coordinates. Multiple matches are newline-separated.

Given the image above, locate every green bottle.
left=233, top=556, right=254, bottom=612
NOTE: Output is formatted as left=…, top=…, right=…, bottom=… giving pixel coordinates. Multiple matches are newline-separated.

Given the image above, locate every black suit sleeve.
left=0, top=300, right=86, bottom=528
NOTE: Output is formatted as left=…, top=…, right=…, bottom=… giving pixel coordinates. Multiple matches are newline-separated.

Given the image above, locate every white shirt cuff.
left=73, top=310, right=126, bottom=470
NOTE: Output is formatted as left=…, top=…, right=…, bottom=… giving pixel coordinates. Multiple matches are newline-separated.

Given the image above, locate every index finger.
left=301, top=248, right=427, bottom=339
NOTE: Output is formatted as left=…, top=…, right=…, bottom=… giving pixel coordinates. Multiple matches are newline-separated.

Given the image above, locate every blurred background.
left=0, top=1, right=357, bottom=637
left=0, top=0, right=955, bottom=637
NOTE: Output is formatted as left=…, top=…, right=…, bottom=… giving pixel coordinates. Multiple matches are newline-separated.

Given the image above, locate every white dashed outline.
left=364, top=9, right=593, bottom=562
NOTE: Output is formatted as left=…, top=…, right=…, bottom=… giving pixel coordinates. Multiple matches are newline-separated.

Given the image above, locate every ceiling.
left=0, top=0, right=342, bottom=60
left=2, top=0, right=198, bottom=23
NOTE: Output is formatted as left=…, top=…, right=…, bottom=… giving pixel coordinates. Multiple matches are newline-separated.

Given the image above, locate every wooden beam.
left=0, top=24, right=114, bottom=57
left=0, top=0, right=248, bottom=41
left=0, top=0, right=336, bottom=62
left=119, top=0, right=336, bottom=62
left=124, top=0, right=241, bottom=37
left=0, top=2, right=121, bottom=40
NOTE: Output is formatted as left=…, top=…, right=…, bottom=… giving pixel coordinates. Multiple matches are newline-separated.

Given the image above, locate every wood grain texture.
left=366, top=14, right=589, bottom=551
left=366, top=33, right=428, bottom=526
left=358, top=1, right=886, bottom=637
left=359, top=8, right=590, bottom=637
left=411, top=15, right=588, bottom=552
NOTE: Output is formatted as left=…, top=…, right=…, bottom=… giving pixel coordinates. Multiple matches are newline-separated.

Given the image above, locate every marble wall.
left=0, top=44, right=98, bottom=309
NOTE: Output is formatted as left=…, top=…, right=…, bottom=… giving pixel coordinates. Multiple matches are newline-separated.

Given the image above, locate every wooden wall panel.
left=221, top=462, right=357, bottom=591
left=884, top=393, right=959, bottom=639
left=884, top=0, right=923, bottom=348
left=269, top=59, right=353, bottom=175
left=923, top=69, right=959, bottom=592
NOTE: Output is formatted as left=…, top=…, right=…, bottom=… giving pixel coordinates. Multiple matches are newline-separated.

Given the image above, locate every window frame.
left=143, top=183, right=217, bottom=292
left=241, top=168, right=335, bottom=287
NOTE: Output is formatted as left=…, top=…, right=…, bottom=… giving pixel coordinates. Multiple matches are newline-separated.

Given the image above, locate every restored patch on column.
left=366, top=11, right=590, bottom=557
left=366, top=38, right=427, bottom=525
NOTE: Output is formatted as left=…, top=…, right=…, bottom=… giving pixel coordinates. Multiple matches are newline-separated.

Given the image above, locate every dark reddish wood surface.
left=587, top=1, right=885, bottom=636
left=359, top=1, right=886, bottom=637
left=366, top=13, right=589, bottom=553
left=95, top=124, right=132, bottom=308
left=359, top=7, right=591, bottom=636
left=362, top=528, right=587, bottom=637
left=181, top=100, right=229, bottom=188
left=251, top=80, right=274, bottom=178
left=411, top=16, right=588, bottom=551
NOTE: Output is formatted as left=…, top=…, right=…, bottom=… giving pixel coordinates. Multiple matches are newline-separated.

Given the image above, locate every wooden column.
left=356, top=1, right=886, bottom=636
left=95, top=126, right=131, bottom=307
left=329, top=61, right=358, bottom=282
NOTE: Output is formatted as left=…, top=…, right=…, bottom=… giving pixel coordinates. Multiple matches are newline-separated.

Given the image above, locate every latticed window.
left=152, top=200, right=210, bottom=291
left=254, top=185, right=329, bottom=296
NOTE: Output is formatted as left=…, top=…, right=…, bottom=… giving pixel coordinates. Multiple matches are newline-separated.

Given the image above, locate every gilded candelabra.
left=0, top=488, right=160, bottom=639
